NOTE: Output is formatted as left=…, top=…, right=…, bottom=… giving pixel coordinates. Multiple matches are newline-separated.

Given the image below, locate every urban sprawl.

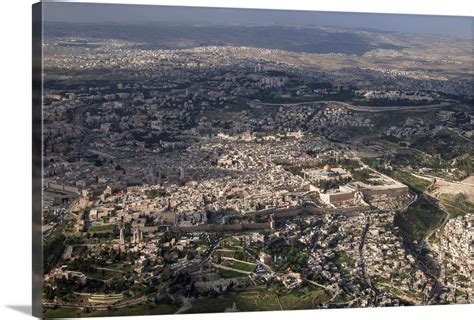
left=40, top=23, right=473, bottom=317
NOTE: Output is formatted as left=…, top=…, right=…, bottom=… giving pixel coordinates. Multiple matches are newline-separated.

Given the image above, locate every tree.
left=44, top=286, right=56, bottom=301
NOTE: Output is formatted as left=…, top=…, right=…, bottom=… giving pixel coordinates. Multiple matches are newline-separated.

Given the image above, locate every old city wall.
left=171, top=203, right=371, bottom=233
left=171, top=222, right=271, bottom=233
left=363, top=186, right=409, bottom=197
left=44, top=181, right=81, bottom=195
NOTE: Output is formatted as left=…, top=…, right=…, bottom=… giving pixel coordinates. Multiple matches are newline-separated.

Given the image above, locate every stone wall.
left=44, top=181, right=81, bottom=195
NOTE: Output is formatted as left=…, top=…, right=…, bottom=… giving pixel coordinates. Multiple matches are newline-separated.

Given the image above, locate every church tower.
left=119, top=226, right=126, bottom=251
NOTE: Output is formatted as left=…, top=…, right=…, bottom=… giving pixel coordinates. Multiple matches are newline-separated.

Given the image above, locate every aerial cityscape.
left=39, top=3, right=473, bottom=318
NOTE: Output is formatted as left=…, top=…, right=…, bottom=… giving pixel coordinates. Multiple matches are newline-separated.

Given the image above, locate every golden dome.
left=323, top=164, right=332, bottom=172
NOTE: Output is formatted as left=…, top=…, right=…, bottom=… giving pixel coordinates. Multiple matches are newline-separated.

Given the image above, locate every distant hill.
left=43, top=22, right=401, bottom=56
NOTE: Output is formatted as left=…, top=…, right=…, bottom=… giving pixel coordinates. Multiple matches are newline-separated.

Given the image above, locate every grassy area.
left=83, top=271, right=115, bottom=281
left=84, top=266, right=127, bottom=281
left=278, top=286, right=331, bottom=310
left=371, top=110, right=437, bottom=131
left=106, top=263, right=134, bottom=273
left=225, top=259, right=256, bottom=272
left=215, top=249, right=236, bottom=258
left=217, top=268, right=248, bottom=279
left=43, top=227, right=66, bottom=274
left=43, top=303, right=177, bottom=318
left=394, top=197, right=446, bottom=241
left=361, top=157, right=381, bottom=167
left=188, top=288, right=279, bottom=313
left=351, top=168, right=380, bottom=185
left=188, top=285, right=330, bottom=313
left=439, top=193, right=474, bottom=219
left=387, top=170, right=431, bottom=194
left=201, top=103, right=252, bottom=121
left=330, top=292, right=354, bottom=304
left=410, top=129, right=471, bottom=160
left=220, top=236, right=241, bottom=247
left=46, top=286, right=331, bottom=316
left=88, top=224, right=116, bottom=232
left=430, top=169, right=469, bottom=181
left=377, top=283, right=421, bottom=301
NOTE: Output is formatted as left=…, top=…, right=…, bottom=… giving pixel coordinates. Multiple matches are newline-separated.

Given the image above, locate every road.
left=358, top=213, right=376, bottom=294
left=43, top=295, right=147, bottom=311
left=198, top=236, right=225, bottom=266
left=250, top=100, right=451, bottom=113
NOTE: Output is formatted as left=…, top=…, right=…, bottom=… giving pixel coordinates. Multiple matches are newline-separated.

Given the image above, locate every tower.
left=119, top=226, right=126, bottom=251
left=132, top=228, right=143, bottom=245
left=269, top=214, right=276, bottom=231
left=148, top=166, right=156, bottom=185
left=179, top=167, right=185, bottom=184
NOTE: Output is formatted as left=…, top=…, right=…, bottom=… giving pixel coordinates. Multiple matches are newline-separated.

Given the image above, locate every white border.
left=0, top=1, right=472, bottom=320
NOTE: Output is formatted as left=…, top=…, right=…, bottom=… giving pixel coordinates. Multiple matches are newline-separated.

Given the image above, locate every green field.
left=371, top=110, right=438, bottom=131
left=106, top=263, right=134, bottom=273
left=439, top=193, right=474, bottom=218
left=84, top=266, right=127, bottom=281
left=88, top=224, right=116, bottom=232
left=225, top=259, right=256, bottom=272
left=277, top=286, right=332, bottom=310
left=220, top=236, right=241, bottom=246
left=187, top=285, right=331, bottom=313
left=43, top=303, right=177, bottom=318
left=217, top=268, right=248, bottom=279
left=43, top=228, right=66, bottom=274
left=361, top=157, right=380, bottom=167
left=394, top=197, right=446, bottom=241
left=387, top=170, right=431, bottom=194
left=83, top=271, right=115, bottom=281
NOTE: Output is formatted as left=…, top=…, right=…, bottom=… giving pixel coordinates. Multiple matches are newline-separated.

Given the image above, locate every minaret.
left=132, top=228, right=144, bottom=245
left=119, top=226, right=125, bottom=251
left=269, top=214, right=276, bottom=231
left=148, top=167, right=155, bottom=185
left=179, top=167, right=185, bottom=184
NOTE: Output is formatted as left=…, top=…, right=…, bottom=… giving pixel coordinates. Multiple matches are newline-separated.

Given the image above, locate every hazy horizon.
left=41, top=2, right=473, bottom=39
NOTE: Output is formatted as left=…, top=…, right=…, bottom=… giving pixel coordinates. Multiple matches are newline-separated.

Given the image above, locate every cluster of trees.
left=67, top=257, right=96, bottom=274
left=365, top=146, right=472, bottom=181
left=316, top=176, right=352, bottom=192
left=350, top=169, right=373, bottom=184
left=325, top=158, right=361, bottom=170
left=44, top=276, right=125, bottom=302
left=267, top=239, right=308, bottom=272
left=43, top=231, right=66, bottom=274
left=394, top=197, right=445, bottom=242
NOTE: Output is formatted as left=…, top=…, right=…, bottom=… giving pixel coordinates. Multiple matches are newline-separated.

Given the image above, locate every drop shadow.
left=6, top=305, right=31, bottom=316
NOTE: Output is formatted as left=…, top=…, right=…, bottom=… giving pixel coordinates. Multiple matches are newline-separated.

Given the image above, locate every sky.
left=41, top=2, right=473, bottom=38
